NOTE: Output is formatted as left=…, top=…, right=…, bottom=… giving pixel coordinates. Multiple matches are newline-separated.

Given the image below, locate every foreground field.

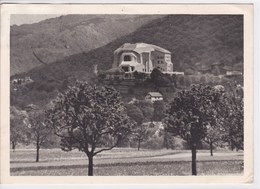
left=10, top=148, right=243, bottom=176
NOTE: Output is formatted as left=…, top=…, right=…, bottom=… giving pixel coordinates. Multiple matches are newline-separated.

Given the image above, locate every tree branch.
left=93, top=138, right=119, bottom=156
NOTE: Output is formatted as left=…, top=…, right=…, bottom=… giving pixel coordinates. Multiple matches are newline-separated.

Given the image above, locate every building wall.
left=145, top=95, right=163, bottom=103
left=141, top=52, right=153, bottom=72
left=113, top=51, right=141, bottom=68
left=113, top=48, right=173, bottom=73
left=151, top=50, right=173, bottom=72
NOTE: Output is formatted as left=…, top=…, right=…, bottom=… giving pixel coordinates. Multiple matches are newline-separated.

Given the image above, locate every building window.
left=124, top=55, right=131, bottom=61
left=122, top=66, right=129, bottom=72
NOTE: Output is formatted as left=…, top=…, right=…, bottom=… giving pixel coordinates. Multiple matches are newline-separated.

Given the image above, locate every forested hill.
left=10, top=14, right=162, bottom=75
left=11, top=15, right=243, bottom=108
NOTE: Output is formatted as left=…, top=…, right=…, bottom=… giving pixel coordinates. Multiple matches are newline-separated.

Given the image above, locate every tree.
left=46, top=81, right=134, bottom=176
left=125, top=104, right=146, bottom=149
left=150, top=68, right=171, bottom=87
left=164, top=84, right=225, bottom=175
left=203, top=123, right=225, bottom=156
left=134, top=124, right=151, bottom=150
left=27, top=111, right=52, bottom=162
left=153, top=100, right=165, bottom=121
left=203, top=85, right=227, bottom=156
left=222, top=84, right=244, bottom=151
left=135, top=100, right=154, bottom=122
left=125, top=104, right=151, bottom=150
left=162, top=129, right=172, bottom=149
left=125, top=104, right=144, bottom=125
left=10, top=106, right=29, bottom=151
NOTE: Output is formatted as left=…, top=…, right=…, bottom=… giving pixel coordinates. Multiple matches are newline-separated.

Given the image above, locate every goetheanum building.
left=112, top=43, right=173, bottom=73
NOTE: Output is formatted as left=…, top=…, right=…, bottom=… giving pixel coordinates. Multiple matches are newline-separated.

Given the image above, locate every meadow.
left=10, top=148, right=244, bottom=176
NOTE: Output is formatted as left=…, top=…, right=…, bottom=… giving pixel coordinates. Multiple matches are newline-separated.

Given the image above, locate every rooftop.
left=147, top=92, right=163, bottom=97
left=114, top=43, right=171, bottom=54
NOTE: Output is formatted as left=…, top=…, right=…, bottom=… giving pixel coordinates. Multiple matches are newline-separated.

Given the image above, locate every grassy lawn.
left=10, top=148, right=244, bottom=176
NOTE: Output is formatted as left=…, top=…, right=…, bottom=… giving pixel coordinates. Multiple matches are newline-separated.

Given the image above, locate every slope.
left=11, top=14, right=162, bottom=75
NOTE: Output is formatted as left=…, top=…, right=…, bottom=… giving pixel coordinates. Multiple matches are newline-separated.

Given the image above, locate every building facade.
left=112, top=43, right=173, bottom=73
left=145, top=92, right=163, bottom=103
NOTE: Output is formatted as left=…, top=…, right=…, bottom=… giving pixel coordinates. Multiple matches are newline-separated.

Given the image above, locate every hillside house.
left=12, top=76, right=33, bottom=85
left=226, top=71, right=243, bottom=76
left=145, top=92, right=163, bottom=103
left=112, top=43, right=173, bottom=73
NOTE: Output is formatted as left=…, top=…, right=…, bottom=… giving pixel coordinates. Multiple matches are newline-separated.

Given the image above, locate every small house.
left=226, top=71, right=243, bottom=76
left=145, top=92, right=163, bottom=103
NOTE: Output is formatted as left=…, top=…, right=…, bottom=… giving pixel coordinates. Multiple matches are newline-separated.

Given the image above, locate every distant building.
left=198, top=63, right=233, bottom=75
left=112, top=43, right=173, bottom=73
left=93, top=64, right=98, bottom=76
left=12, top=76, right=33, bottom=85
left=145, top=92, right=163, bottom=103
left=226, top=71, right=243, bottom=76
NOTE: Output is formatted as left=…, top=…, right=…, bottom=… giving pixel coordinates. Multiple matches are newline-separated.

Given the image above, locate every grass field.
left=10, top=148, right=244, bottom=176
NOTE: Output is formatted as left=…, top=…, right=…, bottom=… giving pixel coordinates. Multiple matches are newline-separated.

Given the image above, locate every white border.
left=0, top=1, right=258, bottom=189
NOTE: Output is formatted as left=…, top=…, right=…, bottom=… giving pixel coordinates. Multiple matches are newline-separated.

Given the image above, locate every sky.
left=11, top=15, right=62, bottom=26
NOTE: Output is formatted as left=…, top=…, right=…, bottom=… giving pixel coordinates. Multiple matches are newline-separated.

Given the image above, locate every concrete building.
left=112, top=43, right=173, bottom=73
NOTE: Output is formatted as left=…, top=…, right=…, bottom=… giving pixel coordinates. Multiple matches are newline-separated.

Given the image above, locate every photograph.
left=0, top=4, right=254, bottom=184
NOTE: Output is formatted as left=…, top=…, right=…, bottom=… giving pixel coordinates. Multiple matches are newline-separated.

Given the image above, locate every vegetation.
left=164, top=84, right=227, bottom=175
left=152, top=100, right=166, bottom=122
left=46, top=81, right=135, bottom=176
left=222, top=84, right=244, bottom=151
left=150, top=68, right=172, bottom=87
left=10, top=106, right=29, bottom=151
left=26, top=111, right=52, bottom=162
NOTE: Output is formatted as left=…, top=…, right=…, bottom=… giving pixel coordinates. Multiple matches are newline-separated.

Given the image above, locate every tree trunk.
left=210, top=141, right=213, bottom=156
left=88, top=155, right=94, bottom=176
left=191, top=143, right=197, bottom=176
left=36, top=144, right=40, bottom=162
left=137, top=139, right=141, bottom=151
left=12, top=141, right=16, bottom=152
left=164, top=133, right=169, bottom=149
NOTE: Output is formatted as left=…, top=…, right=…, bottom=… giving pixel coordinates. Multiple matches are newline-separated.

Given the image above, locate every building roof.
left=147, top=92, right=163, bottom=97
left=114, top=43, right=171, bottom=54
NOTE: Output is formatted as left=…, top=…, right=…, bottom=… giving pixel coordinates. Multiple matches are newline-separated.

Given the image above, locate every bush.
left=142, top=136, right=164, bottom=149
left=150, top=68, right=172, bottom=87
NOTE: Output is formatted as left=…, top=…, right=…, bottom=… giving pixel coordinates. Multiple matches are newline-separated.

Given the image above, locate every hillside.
left=11, top=15, right=243, bottom=108
left=11, top=14, right=162, bottom=75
